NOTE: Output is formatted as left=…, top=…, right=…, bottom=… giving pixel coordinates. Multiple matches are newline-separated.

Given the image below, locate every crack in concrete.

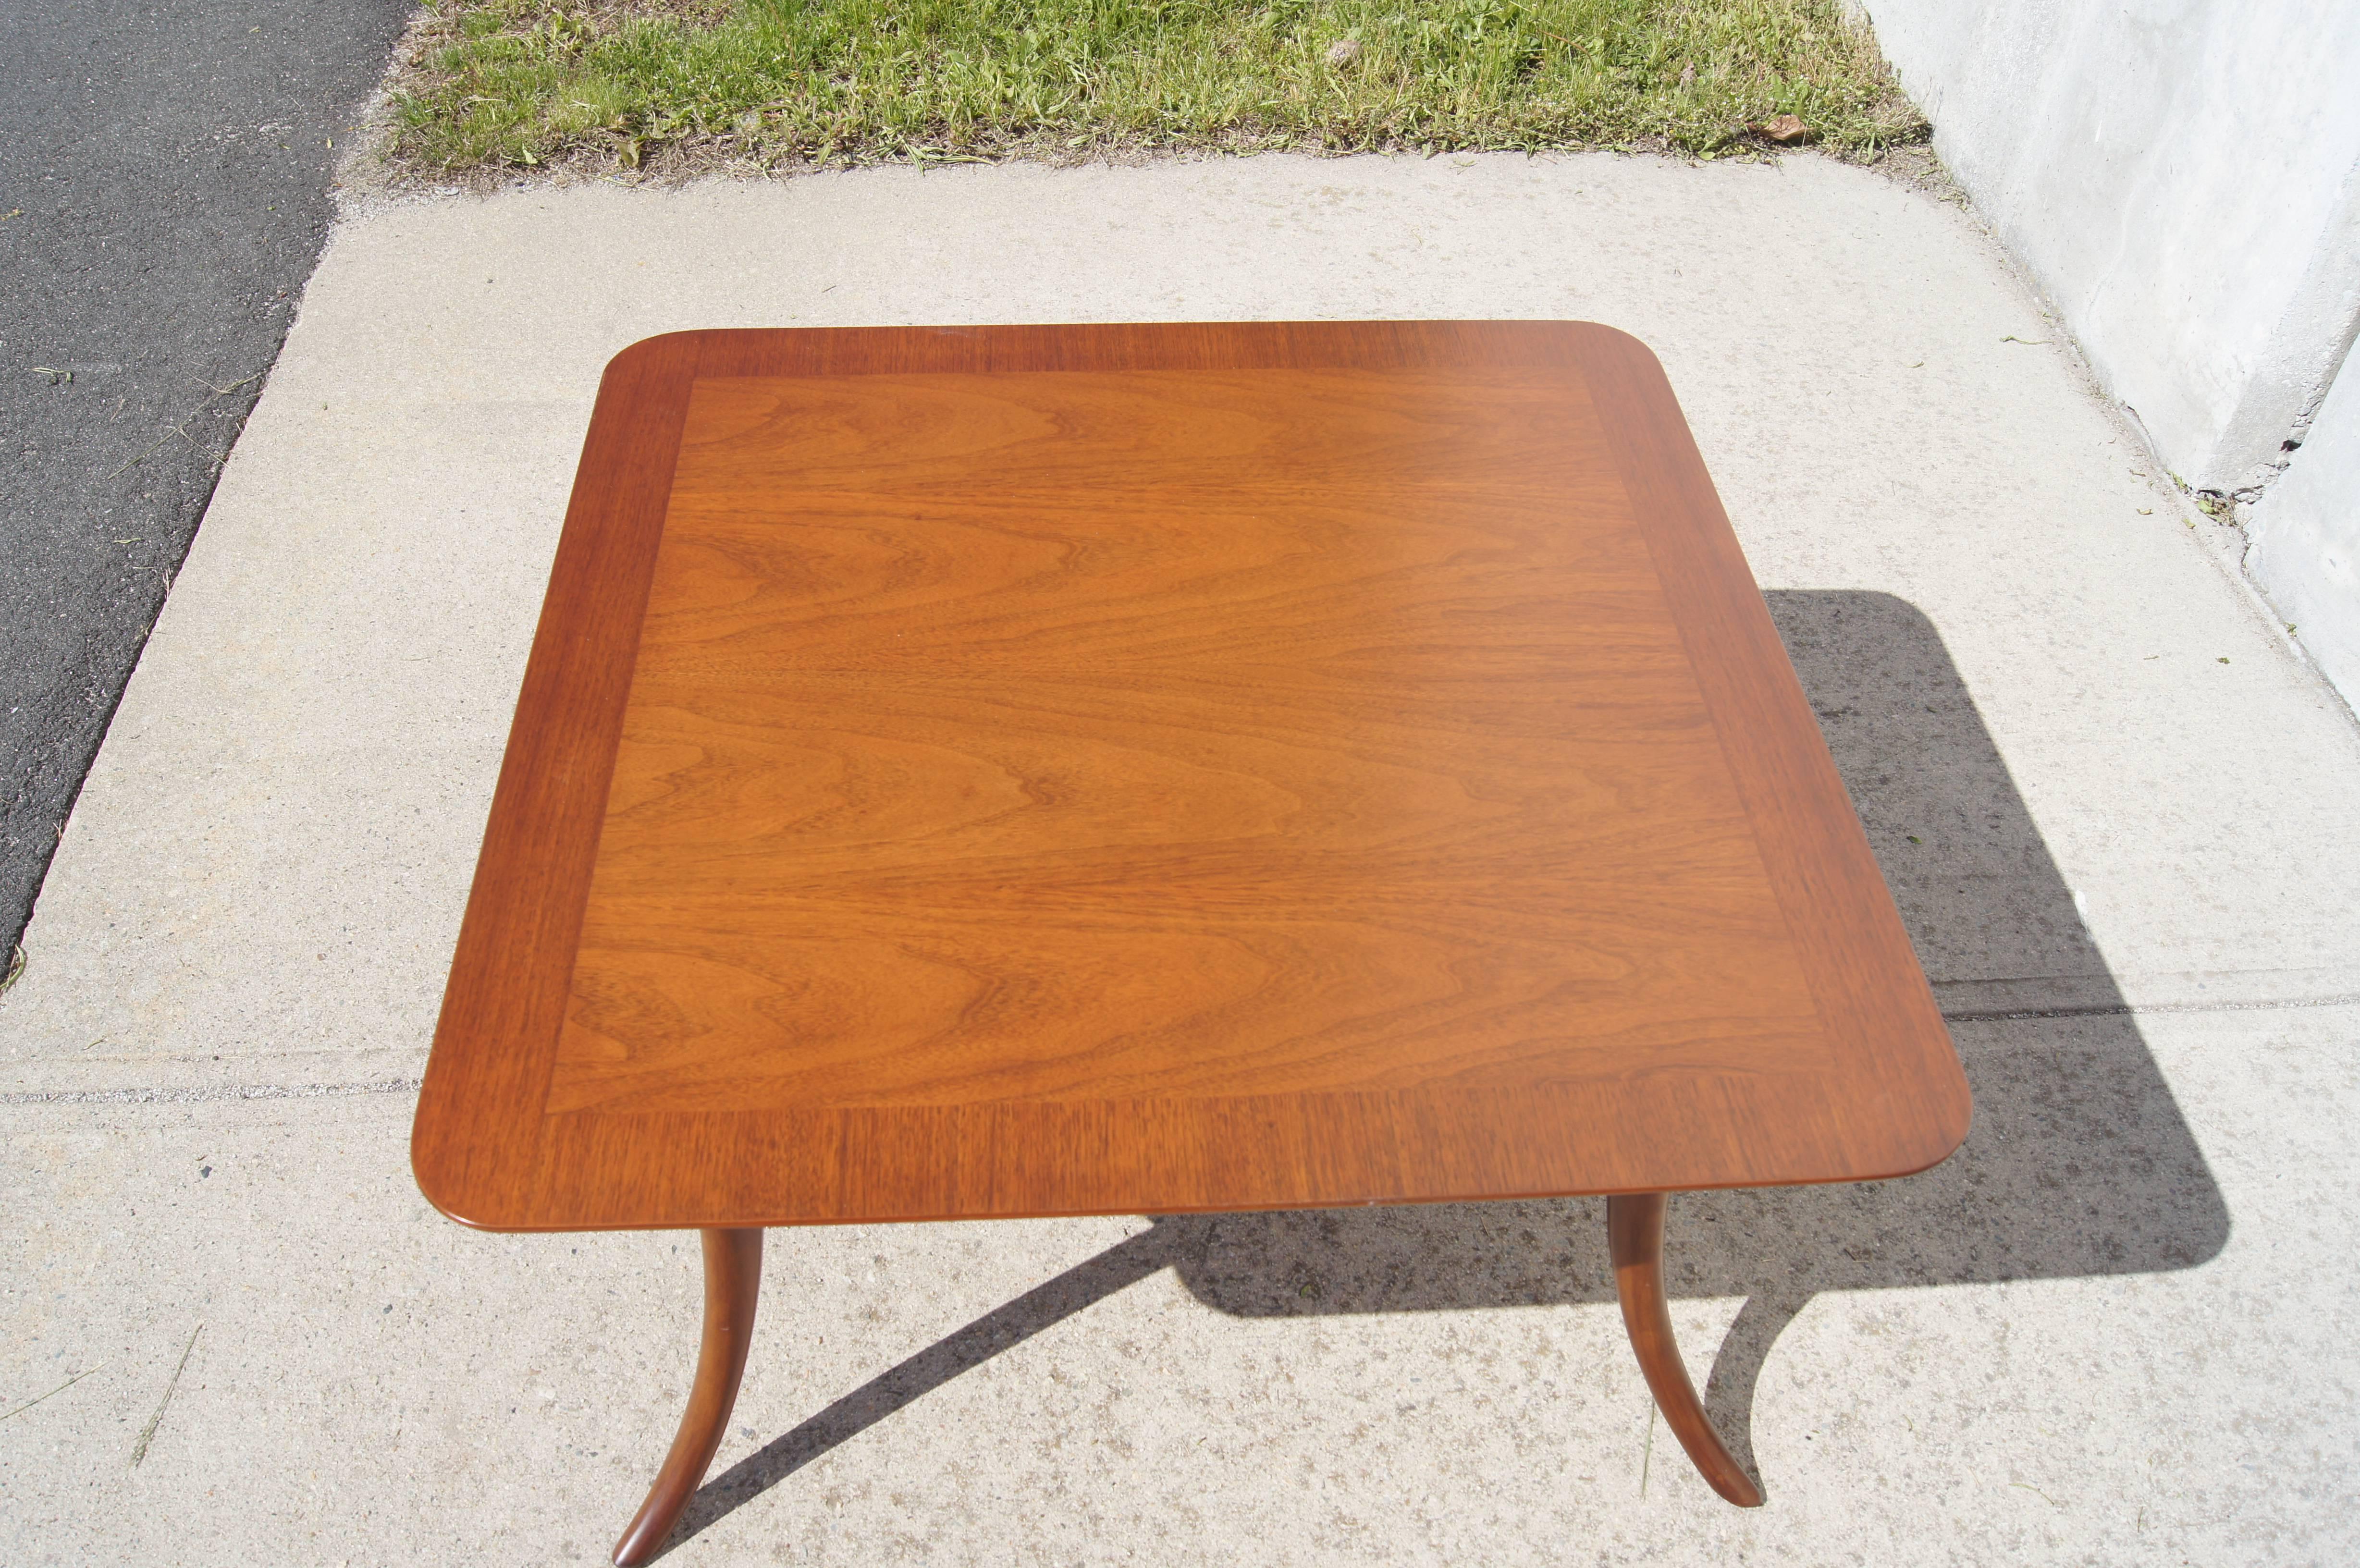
left=1941, top=992, right=2360, bottom=1024
left=2, top=1077, right=421, bottom=1106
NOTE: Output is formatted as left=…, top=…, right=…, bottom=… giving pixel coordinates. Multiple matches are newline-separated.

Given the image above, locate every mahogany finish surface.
left=413, top=322, right=1969, bottom=1232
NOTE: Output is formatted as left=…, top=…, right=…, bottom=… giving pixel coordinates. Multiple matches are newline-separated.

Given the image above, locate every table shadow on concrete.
left=664, top=589, right=2227, bottom=1552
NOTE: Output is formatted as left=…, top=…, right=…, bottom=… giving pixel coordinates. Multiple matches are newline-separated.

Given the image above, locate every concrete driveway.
left=4, top=153, right=2356, bottom=1565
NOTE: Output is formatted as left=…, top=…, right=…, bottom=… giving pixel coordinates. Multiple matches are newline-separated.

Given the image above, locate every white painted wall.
left=1862, top=0, right=2360, bottom=494
left=1861, top=0, right=2360, bottom=708
left=2250, top=352, right=2360, bottom=706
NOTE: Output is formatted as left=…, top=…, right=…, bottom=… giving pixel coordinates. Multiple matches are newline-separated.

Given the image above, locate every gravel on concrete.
left=0, top=0, right=415, bottom=959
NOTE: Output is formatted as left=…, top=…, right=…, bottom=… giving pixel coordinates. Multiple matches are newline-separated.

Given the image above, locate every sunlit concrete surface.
left=5, top=153, right=2357, bottom=1565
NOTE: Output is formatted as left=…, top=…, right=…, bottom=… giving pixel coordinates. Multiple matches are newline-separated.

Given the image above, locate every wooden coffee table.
left=413, top=322, right=1969, bottom=1563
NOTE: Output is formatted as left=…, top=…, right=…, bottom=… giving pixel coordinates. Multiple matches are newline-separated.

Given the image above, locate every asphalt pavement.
left=0, top=0, right=414, bottom=961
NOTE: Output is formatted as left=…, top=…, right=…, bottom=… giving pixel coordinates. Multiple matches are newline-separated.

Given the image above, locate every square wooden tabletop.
left=412, top=322, right=1969, bottom=1232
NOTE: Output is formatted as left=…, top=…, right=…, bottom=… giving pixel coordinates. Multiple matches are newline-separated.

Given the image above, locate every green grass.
left=387, top=0, right=1923, bottom=177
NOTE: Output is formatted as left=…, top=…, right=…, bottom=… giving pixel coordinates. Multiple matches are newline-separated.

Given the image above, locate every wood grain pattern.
left=552, top=367, right=1819, bottom=1114
left=412, top=323, right=1970, bottom=1231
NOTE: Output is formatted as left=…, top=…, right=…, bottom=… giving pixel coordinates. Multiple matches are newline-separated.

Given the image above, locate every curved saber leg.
left=613, top=1228, right=765, bottom=1565
left=1607, top=1193, right=1764, bottom=1507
